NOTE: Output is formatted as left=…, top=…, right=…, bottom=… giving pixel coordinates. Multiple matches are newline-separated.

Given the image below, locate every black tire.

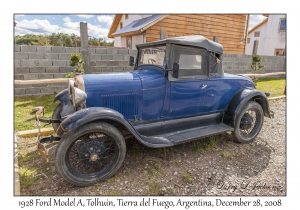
left=233, top=101, right=264, bottom=143
left=55, top=122, right=126, bottom=186
left=52, top=103, right=61, bottom=132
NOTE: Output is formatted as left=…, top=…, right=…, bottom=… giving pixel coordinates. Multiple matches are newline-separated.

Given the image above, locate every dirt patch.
left=16, top=98, right=286, bottom=196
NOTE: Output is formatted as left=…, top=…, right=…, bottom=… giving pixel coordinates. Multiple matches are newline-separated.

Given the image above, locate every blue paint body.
left=82, top=68, right=255, bottom=122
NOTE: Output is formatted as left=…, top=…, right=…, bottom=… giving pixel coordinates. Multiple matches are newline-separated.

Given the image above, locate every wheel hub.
left=240, top=113, right=254, bottom=130
left=90, top=153, right=98, bottom=162
left=78, top=139, right=107, bottom=165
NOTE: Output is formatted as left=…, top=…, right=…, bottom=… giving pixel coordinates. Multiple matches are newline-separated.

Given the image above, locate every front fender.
left=56, top=107, right=174, bottom=148
left=54, top=89, right=74, bottom=117
left=224, top=88, right=272, bottom=127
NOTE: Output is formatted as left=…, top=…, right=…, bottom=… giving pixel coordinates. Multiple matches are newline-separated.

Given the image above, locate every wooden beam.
left=242, top=72, right=286, bottom=79
left=14, top=78, right=72, bottom=85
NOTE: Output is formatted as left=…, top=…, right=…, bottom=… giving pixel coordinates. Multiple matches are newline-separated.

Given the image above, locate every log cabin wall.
left=146, top=14, right=249, bottom=54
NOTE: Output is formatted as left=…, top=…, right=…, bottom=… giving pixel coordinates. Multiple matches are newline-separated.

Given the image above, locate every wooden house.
left=108, top=14, right=250, bottom=54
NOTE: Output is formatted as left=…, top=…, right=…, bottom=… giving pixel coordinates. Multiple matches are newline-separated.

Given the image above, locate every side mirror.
left=165, top=62, right=180, bottom=78
left=173, top=62, right=179, bottom=78
left=129, top=56, right=134, bottom=66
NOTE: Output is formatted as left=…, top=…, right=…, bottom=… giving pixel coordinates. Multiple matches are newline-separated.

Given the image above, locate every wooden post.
left=80, top=22, right=90, bottom=74
left=213, top=36, right=218, bottom=43
left=252, top=40, right=258, bottom=55
left=160, top=30, right=166, bottom=40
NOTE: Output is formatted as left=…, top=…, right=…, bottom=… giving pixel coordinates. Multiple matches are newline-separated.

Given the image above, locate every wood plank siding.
left=146, top=14, right=248, bottom=54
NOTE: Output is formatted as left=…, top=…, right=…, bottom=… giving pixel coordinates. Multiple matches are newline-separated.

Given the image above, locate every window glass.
left=127, top=39, right=131, bottom=49
left=172, top=45, right=207, bottom=79
left=280, top=19, right=286, bottom=31
left=254, top=31, right=260, bottom=37
left=138, top=45, right=166, bottom=67
left=247, top=38, right=250, bottom=43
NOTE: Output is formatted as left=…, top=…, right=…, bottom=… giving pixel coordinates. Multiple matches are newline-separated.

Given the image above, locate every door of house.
left=126, top=36, right=132, bottom=49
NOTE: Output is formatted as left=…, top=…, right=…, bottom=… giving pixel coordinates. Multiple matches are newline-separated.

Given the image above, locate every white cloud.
left=97, top=15, right=113, bottom=27
left=87, top=23, right=109, bottom=38
left=76, top=15, right=94, bottom=19
left=15, top=15, right=25, bottom=18
left=249, top=15, right=267, bottom=30
left=15, top=19, right=60, bottom=35
left=63, top=16, right=71, bottom=22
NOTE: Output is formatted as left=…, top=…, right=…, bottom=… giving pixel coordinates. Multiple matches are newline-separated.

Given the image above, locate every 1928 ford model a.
left=36, top=35, right=273, bottom=186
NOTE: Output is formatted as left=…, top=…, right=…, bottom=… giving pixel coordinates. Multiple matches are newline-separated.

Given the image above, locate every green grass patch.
left=220, top=151, right=233, bottom=159
left=145, top=180, right=161, bottom=195
left=19, top=167, right=39, bottom=189
left=195, top=145, right=204, bottom=153
left=14, top=94, right=59, bottom=132
left=181, top=171, right=193, bottom=184
left=204, top=135, right=219, bottom=150
left=255, top=78, right=286, bottom=97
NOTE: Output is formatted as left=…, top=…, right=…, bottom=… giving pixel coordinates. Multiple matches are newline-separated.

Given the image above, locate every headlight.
left=73, top=87, right=87, bottom=106
left=68, top=79, right=87, bottom=107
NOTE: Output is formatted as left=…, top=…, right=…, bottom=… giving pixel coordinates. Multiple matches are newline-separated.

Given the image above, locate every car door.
left=167, top=45, right=208, bottom=118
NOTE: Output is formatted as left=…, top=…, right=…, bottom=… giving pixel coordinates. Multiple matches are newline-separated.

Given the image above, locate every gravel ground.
left=17, top=98, right=286, bottom=196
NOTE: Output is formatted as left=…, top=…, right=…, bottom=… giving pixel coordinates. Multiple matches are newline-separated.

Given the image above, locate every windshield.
left=138, top=45, right=166, bottom=67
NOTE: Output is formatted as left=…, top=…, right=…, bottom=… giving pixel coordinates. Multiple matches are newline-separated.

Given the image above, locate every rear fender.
left=224, top=88, right=272, bottom=127
left=53, top=89, right=74, bottom=117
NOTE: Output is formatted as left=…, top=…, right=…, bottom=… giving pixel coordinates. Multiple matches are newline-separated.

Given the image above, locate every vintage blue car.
left=37, top=35, right=273, bottom=186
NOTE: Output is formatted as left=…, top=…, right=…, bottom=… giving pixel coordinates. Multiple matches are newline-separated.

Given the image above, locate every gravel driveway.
left=18, top=97, right=286, bottom=196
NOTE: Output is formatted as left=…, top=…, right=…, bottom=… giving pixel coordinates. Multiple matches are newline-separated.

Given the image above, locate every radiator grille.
left=102, top=93, right=138, bottom=117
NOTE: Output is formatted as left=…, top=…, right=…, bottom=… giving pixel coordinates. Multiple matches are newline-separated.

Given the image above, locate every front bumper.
left=35, top=106, right=61, bottom=162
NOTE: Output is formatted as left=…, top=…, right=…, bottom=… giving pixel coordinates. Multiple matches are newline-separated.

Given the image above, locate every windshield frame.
left=137, top=45, right=167, bottom=68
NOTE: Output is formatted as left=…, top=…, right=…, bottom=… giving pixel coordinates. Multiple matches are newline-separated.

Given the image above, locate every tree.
left=250, top=55, right=265, bottom=72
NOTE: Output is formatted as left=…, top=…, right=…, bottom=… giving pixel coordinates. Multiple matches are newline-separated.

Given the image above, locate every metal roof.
left=112, top=14, right=165, bottom=36
left=136, top=35, right=223, bottom=54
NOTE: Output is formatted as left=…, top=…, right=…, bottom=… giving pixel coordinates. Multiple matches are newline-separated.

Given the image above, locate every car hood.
left=80, top=72, right=142, bottom=108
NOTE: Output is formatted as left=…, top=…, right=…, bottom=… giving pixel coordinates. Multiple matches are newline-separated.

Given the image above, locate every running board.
left=153, top=123, right=234, bottom=145
left=141, top=123, right=234, bottom=147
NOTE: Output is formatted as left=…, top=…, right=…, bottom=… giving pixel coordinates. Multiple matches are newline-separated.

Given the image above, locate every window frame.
left=169, top=44, right=209, bottom=80
left=254, top=31, right=260, bottom=37
left=278, top=18, right=286, bottom=32
left=274, top=48, right=285, bottom=56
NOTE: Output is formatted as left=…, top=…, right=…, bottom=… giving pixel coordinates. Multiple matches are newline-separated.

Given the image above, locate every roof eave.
left=111, top=14, right=168, bottom=38
left=108, top=14, right=122, bottom=38
left=248, top=18, right=268, bottom=34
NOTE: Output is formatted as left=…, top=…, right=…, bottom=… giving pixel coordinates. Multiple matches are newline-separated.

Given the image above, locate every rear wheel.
left=233, top=101, right=264, bottom=143
left=52, top=103, right=61, bottom=132
left=55, top=122, right=126, bottom=186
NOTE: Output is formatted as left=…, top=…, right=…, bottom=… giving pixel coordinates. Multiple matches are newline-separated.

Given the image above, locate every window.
left=138, top=45, right=166, bottom=67
left=279, top=19, right=286, bottom=31
left=254, top=31, right=260, bottom=37
left=172, top=45, right=208, bottom=79
left=274, top=49, right=285, bottom=56
left=127, top=39, right=131, bottom=49
left=120, top=22, right=123, bottom=29
left=125, top=14, right=128, bottom=19
left=247, top=38, right=251, bottom=43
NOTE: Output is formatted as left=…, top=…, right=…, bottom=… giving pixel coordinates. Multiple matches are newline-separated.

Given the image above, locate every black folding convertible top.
left=136, top=35, right=223, bottom=54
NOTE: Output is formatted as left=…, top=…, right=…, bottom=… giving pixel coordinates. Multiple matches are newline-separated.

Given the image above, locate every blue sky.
left=14, top=14, right=267, bottom=43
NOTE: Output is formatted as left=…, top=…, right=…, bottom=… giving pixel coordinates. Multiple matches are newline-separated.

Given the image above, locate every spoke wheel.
left=56, top=122, right=126, bottom=186
left=233, top=101, right=264, bottom=143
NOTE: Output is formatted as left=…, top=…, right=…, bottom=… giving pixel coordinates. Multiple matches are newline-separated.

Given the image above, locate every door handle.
left=200, top=84, right=207, bottom=89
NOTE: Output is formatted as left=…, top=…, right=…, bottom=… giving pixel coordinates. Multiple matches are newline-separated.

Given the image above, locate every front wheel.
left=55, top=122, right=126, bottom=186
left=233, top=101, right=264, bottom=143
